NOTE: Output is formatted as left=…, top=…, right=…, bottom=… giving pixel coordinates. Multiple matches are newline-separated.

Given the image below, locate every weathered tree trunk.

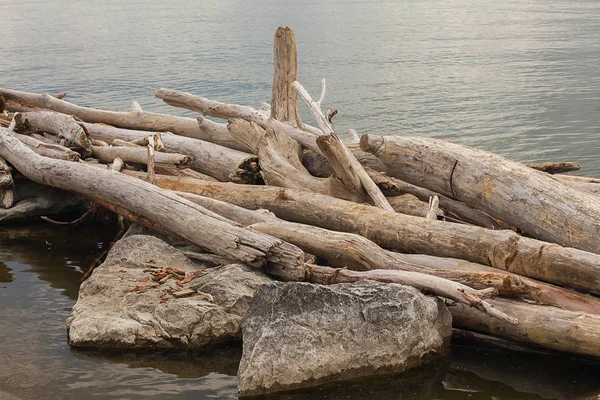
left=302, top=145, right=390, bottom=177
left=0, top=126, right=304, bottom=278
left=271, top=27, right=304, bottom=129
left=387, top=194, right=443, bottom=218
left=155, top=88, right=320, bottom=154
left=228, top=119, right=365, bottom=202
left=361, top=134, right=600, bottom=254
left=0, top=156, right=14, bottom=208
left=82, top=121, right=262, bottom=184
left=154, top=165, right=218, bottom=181
left=292, top=81, right=393, bottom=211
left=91, top=145, right=191, bottom=166
left=175, top=191, right=600, bottom=316
left=13, top=132, right=80, bottom=161
left=13, top=111, right=92, bottom=155
left=527, top=161, right=580, bottom=174
left=0, top=88, right=249, bottom=152
left=451, top=297, right=600, bottom=357
left=132, top=176, right=600, bottom=293
left=366, top=167, right=504, bottom=229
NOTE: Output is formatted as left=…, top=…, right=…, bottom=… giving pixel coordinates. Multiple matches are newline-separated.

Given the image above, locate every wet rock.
left=238, top=281, right=452, bottom=397
left=67, top=232, right=273, bottom=349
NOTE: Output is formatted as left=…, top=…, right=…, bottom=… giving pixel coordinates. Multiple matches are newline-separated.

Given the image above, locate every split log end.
left=359, top=133, right=384, bottom=154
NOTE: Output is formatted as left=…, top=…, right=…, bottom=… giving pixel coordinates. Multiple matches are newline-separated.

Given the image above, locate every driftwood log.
left=360, top=134, right=600, bottom=254
left=228, top=119, right=364, bottom=202
left=155, top=88, right=319, bottom=154
left=0, top=88, right=249, bottom=152
left=0, top=126, right=304, bottom=278
left=451, top=298, right=600, bottom=357
left=13, top=111, right=92, bottom=155
left=13, top=132, right=80, bottom=161
left=91, top=145, right=191, bottom=167
left=128, top=175, right=600, bottom=294
left=82, top=121, right=261, bottom=183
left=176, top=191, right=600, bottom=315
left=366, top=168, right=503, bottom=229
left=270, top=27, right=304, bottom=129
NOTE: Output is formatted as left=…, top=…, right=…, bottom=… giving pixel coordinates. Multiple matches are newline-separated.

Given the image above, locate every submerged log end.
left=359, top=133, right=384, bottom=154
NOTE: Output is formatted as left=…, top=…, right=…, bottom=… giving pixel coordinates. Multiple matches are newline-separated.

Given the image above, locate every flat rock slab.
left=238, top=281, right=452, bottom=397
left=67, top=232, right=273, bottom=349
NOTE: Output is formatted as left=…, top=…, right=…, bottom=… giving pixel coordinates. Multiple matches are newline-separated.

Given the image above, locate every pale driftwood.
left=426, top=196, right=440, bottom=220
left=13, top=132, right=80, bottom=161
left=386, top=194, right=438, bottom=218
left=0, top=156, right=14, bottom=208
left=91, top=145, right=191, bottom=166
left=304, top=264, right=516, bottom=324
left=13, top=111, right=92, bottom=154
left=146, top=134, right=158, bottom=185
left=361, top=134, right=600, bottom=254
left=292, top=80, right=393, bottom=211
left=82, top=121, right=261, bottom=184
left=451, top=297, right=600, bottom=357
left=555, top=174, right=600, bottom=183
left=366, top=167, right=504, bottom=229
left=111, top=157, right=124, bottom=172
left=175, top=191, right=600, bottom=315
left=0, top=126, right=305, bottom=279
left=527, top=161, right=580, bottom=174
left=0, top=88, right=249, bottom=152
left=112, top=138, right=141, bottom=148
left=155, top=88, right=321, bottom=154
left=143, top=178, right=600, bottom=293
left=154, top=165, right=218, bottom=181
left=227, top=119, right=365, bottom=202
left=270, top=27, right=304, bottom=129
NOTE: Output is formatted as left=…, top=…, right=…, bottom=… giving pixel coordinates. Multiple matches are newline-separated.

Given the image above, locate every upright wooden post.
left=271, top=27, right=304, bottom=129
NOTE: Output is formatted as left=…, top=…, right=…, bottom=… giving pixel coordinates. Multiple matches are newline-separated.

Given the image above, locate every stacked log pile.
left=1, top=27, right=599, bottom=357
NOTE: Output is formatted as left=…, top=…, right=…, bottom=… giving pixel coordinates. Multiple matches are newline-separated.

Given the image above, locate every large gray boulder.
left=238, top=281, right=452, bottom=397
left=67, top=233, right=273, bottom=349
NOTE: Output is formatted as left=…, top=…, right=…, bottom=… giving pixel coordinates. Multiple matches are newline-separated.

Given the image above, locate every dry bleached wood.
left=451, top=297, right=600, bottom=358
left=13, top=132, right=80, bottom=161
left=271, top=27, right=304, bottom=129
left=139, top=177, right=600, bottom=294
left=13, top=111, right=92, bottom=154
left=0, top=88, right=249, bottom=152
left=292, top=80, right=393, bottom=211
left=176, top=190, right=600, bottom=315
left=0, top=126, right=304, bottom=279
left=91, top=145, right=191, bottom=166
left=361, top=134, right=600, bottom=254
left=228, top=119, right=365, bottom=202
left=155, top=88, right=320, bottom=154
left=180, top=191, right=600, bottom=357
left=367, top=167, right=503, bottom=229
left=82, top=121, right=261, bottom=184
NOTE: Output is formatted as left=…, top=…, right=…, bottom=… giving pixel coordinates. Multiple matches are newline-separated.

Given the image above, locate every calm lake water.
left=2, top=0, right=600, bottom=399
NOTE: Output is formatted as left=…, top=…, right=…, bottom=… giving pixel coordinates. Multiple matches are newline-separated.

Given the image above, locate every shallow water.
left=0, top=224, right=599, bottom=399
left=2, top=0, right=600, bottom=398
